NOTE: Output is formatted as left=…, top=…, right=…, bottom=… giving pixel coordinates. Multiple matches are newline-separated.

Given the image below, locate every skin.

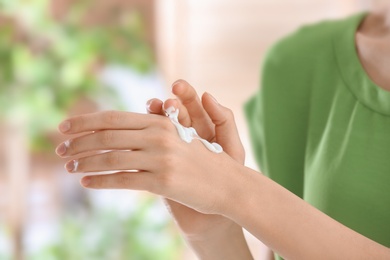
left=56, top=80, right=390, bottom=259
left=146, top=82, right=270, bottom=260
left=356, top=10, right=390, bottom=91
left=55, top=5, right=390, bottom=260
left=57, top=80, right=253, bottom=260
left=145, top=82, right=253, bottom=260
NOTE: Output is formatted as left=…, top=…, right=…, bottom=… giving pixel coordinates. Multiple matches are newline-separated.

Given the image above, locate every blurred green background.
left=0, top=0, right=154, bottom=151
left=0, top=0, right=182, bottom=259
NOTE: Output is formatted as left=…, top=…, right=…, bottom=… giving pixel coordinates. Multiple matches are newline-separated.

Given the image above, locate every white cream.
left=165, top=107, right=223, bottom=153
left=72, top=159, right=79, bottom=172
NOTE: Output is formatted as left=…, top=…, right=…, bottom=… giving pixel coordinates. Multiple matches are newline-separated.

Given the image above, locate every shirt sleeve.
left=244, top=35, right=312, bottom=198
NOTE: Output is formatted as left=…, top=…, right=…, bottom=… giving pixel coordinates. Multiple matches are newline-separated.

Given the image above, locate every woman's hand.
left=145, top=80, right=253, bottom=259
left=56, top=109, right=239, bottom=214
left=56, top=80, right=253, bottom=259
left=147, top=80, right=245, bottom=163
left=146, top=81, right=245, bottom=235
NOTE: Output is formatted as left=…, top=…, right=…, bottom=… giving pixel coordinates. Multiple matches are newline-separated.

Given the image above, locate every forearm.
left=225, top=165, right=390, bottom=260
left=185, top=222, right=253, bottom=260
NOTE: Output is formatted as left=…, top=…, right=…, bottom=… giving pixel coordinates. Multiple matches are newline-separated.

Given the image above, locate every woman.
left=55, top=3, right=390, bottom=259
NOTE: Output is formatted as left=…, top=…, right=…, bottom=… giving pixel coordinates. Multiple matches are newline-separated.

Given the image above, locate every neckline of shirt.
left=333, top=12, right=390, bottom=116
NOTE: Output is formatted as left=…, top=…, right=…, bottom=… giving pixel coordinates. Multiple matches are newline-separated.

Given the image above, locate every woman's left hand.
left=55, top=110, right=240, bottom=215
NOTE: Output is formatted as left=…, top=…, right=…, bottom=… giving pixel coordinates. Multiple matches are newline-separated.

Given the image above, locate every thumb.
left=201, top=92, right=245, bottom=164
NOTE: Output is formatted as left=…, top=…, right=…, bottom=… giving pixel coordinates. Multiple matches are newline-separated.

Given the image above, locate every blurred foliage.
left=0, top=0, right=154, bottom=151
left=26, top=197, right=183, bottom=260
left=0, top=3, right=182, bottom=260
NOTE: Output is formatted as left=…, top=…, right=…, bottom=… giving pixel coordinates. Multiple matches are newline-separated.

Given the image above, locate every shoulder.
left=265, top=15, right=358, bottom=66
left=260, top=14, right=364, bottom=96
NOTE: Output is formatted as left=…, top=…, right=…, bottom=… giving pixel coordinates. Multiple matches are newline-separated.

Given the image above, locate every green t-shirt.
left=245, top=13, right=390, bottom=259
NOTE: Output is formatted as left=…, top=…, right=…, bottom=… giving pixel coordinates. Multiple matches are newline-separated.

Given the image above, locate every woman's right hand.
left=147, top=80, right=252, bottom=259
left=148, top=80, right=245, bottom=164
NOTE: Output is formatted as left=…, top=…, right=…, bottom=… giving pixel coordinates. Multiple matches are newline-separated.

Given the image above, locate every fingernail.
left=171, top=80, right=184, bottom=94
left=59, top=121, right=71, bottom=133
left=172, top=80, right=181, bottom=89
left=65, top=159, right=78, bottom=172
left=164, top=106, right=176, bottom=115
left=207, top=92, right=219, bottom=104
left=56, top=143, right=67, bottom=155
left=81, top=177, right=91, bottom=187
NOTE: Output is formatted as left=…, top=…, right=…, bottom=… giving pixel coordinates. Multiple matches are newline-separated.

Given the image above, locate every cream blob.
left=165, top=107, right=223, bottom=153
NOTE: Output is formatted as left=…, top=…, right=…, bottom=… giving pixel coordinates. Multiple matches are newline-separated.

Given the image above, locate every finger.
left=163, top=99, right=191, bottom=127
left=81, top=171, right=156, bottom=191
left=146, top=98, right=165, bottom=115
left=58, top=111, right=157, bottom=134
left=65, top=150, right=149, bottom=173
left=172, top=80, right=213, bottom=124
left=171, top=80, right=214, bottom=138
left=56, top=130, right=146, bottom=157
left=202, top=92, right=245, bottom=163
left=146, top=98, right=192, bottom=127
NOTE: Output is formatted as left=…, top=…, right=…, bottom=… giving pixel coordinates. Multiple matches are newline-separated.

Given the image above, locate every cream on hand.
left=165, top=107, right=223, bottom=153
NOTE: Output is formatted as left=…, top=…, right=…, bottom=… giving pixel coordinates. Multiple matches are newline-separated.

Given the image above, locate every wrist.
left=185, top=221, right=253, bottom=260
left=184, top=216, right=237, bottom=242
left=218, top=160, right=256, bottom=219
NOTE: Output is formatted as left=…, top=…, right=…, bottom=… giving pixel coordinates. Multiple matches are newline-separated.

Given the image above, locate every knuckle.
left=148, top=116, right=163, bottom=130
left=151, top=134, right=166, bottom=146
left=159, top=118, right=174, bottom=131
left=100, top=130, right=114, bottom=146
left=117, top=175, right=131, bottom=187
left=214, top=107, right=234, bottom=127
left=104, top=152, right=120, bottom=167
left=159, top=137, right=176, bottom=151
left=103, top=110, right=122, bottom=124
left=181, top=89, right=197, bottom=105
left=72, top=115, right=85, bottom=132
left=225, top=107, right=234, bottom=119
left=149, top=131, right=176, bottom=151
